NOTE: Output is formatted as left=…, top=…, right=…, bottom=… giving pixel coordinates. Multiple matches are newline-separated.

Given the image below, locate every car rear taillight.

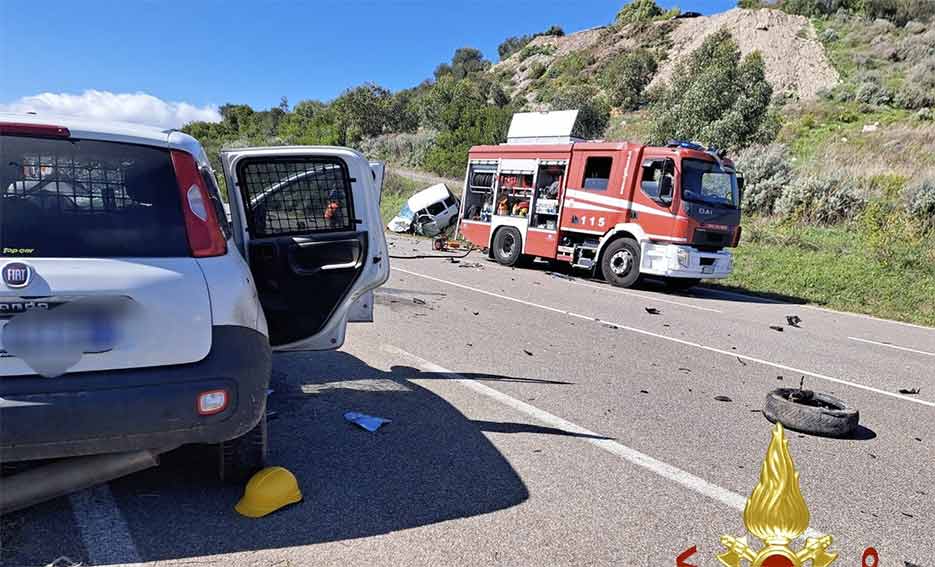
left=0, top=122, right=70, bottom=138
left=171, top=150, right=227, bottom=257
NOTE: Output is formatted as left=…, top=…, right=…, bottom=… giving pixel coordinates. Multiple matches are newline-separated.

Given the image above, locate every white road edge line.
left=393, top=267, right=935, bottom=409
left=848, top=336, right=935, bottom=357
left=560, top=278, right=723, bottom=313
left=69, top=485, right=142, bottom=566
left=382, top=343, right=823, bottom=539
left=695, top=287, right=934, bottom=332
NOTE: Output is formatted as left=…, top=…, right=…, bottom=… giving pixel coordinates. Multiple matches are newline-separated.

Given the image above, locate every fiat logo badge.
left=2, top=262, right=31, bottom=288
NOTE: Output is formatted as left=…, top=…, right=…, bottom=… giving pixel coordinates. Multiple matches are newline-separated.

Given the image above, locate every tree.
left=600, top=49, right=658, bottom=110
left=450, top=47, right=491, bottom=80
left=647, top=29, right=775, bottom=150
left=551, top=85, right=611, bottom=140
left=331, top=83, right=393, bottom=144
left=616, top=0, right=664, bottom=24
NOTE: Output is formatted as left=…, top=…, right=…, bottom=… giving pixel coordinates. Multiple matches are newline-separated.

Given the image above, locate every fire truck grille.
left=693, top=229, right=729, bottom=247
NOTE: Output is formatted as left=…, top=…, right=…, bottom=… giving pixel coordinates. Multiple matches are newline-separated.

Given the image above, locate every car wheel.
left=601, top=238, right=641, bottom=288
left=763, top=388, right=859, bottom=438
left=217, top=411, right=268, bottom=483
left=493, top=227, right=523, bottom=266
left=664, top=277, right=701, bottom=291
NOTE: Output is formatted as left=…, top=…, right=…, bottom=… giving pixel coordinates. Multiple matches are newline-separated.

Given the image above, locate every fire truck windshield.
left=681, top=158, right=739, bottom=209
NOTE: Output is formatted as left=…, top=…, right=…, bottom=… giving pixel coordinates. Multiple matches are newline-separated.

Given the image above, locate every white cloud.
left=0, top=90, right=221, bottom=129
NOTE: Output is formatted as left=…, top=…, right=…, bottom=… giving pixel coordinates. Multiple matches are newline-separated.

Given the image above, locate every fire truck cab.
left=456, top=111, right=742, bottom=289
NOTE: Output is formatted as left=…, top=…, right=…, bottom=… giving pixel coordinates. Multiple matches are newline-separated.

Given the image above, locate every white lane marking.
left=696, top=288, right=935, bottom=332
left=562, top=279, right=722, bottom=313
left=848, top=336, right=935, bottom=357
left=382, top=344, right=823, bottom=538
left=393, top=267, right=935, bottom=408
left=69, top=485, right=142, bottom=565
left=803, top=304, right=935, bottom=332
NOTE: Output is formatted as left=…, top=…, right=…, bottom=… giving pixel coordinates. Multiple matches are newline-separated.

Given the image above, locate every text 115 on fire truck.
left=456, top=111, right=744, bottom=290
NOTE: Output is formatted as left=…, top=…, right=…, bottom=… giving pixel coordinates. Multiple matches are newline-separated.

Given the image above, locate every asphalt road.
left=2, top=233, right=933, bottom=567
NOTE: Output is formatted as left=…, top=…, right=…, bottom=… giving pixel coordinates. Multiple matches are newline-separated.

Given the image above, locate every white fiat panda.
left=0, top=114, right=389, bottom=483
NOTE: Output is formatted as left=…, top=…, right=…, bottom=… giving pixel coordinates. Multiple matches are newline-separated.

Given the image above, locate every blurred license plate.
left=702, top=266, right=714, bottom=274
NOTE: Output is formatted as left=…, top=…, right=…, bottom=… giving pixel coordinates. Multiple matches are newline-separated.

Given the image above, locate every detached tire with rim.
left=763, top=388, right=859, bottom=438
left=601, top=237, right=641, bottom=288
left=493, top=227, right=523, bottom=267
left=217, top=411, right=268, bottom=483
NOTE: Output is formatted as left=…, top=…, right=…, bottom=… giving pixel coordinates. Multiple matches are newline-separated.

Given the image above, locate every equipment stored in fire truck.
left=456, top=111, right=743, bottom=290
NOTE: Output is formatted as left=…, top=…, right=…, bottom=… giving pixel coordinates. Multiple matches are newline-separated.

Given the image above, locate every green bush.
left=735, top=144, right=795, bottom=215
left=906, top=177, right=935, bottom=226
left=551, top=85, right=611, bottom=140
left=518, top=43, right=556, bottom=61
left=616, top=0, right=663, bottom=24
left=775, top=175, right=867, bottom=223
left=647, top=30, right=775, bottom=150
left=865, top=0, right=935, bottom=26
left=600, top=49, right=658, bottom=110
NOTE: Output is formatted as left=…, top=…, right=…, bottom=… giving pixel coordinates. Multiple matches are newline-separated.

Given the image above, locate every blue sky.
left=0, top=0, right=735, bottom=125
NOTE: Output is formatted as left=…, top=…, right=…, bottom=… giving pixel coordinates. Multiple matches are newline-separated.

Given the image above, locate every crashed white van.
left=386, top=183, right=459, bottom=237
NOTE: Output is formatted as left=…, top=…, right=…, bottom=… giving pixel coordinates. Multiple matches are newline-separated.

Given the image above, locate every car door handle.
left=288, top=238, right=363, bottom=276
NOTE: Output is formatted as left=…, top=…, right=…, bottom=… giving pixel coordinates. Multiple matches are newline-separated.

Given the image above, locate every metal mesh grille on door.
left=237, top=158, right=353, bottom=237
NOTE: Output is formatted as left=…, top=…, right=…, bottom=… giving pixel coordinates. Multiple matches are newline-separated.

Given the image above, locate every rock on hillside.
left=652, top=8, right=839, bottom=100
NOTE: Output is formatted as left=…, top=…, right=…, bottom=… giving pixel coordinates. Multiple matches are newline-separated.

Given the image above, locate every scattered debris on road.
left=413, top=298, right=426, bottom=305
left=448, top=258, right=460, bottom=264
left=472, top=311, right=479, bottom=316
left=459, top=262, right=484, bottom=269
left=678, top=367, right=691, bottom=374
left=523, top=349, right=534, bottom=356
left=714, top=395, right=733, bottom=402
left=640, top=389, right=649, bottom=394
left=786, top=315, right=802, bottom=327
left=603, top=323, right=619, bottom=330
left=898, top=387, right=921, bottom=395
left=777, top=375, right=784, bottom=380
left=736, top=357, right=747, bottom=366
left=769, top=325, right=784, bottom=332
left=645, top=307, right=661, bottom=315
left=344, top=412, right=391, bottom=432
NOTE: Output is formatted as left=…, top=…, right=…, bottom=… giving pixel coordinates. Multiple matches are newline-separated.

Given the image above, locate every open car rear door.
left=221, top=147, right=388, bottom=350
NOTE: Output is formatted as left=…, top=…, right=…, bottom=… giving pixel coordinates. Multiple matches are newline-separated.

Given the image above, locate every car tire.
left=493, top=227, right=523, bottom=266
left=218, top=411, right=268, bottom=483
left=763, top=388, right=859, bottom=438
left=601, top=238, right=641, bottom=288
left=664, top=277, right=701, bottom=291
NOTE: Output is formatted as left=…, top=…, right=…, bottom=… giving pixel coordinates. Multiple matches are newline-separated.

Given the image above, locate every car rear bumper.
left=639, top=242, right=733, bottom=279
left=0, top=326, right=271, bottom=462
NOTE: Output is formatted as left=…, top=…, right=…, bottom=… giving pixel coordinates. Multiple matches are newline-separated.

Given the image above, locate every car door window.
left=427, top=202, right=446, bottom=215
left=237, top=158, right=353, bottom=236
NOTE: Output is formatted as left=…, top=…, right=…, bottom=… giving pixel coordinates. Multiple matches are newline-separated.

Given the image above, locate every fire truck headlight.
left=676, top=248, right=691, bottom=268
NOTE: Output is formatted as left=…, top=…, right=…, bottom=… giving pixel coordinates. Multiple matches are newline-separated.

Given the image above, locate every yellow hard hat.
left=235, top=466, right=302, bottom=518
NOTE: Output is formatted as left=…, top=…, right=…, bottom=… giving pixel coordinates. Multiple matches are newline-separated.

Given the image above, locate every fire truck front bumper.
left=639, top=242, right=733, bottom=279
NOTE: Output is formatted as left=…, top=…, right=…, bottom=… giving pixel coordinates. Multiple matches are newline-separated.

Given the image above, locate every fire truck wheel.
left=664, top=277, right=701, bottom=291
left=493, top=227, right=523, bottom=266
left=601, top=237, right=641, bottom=288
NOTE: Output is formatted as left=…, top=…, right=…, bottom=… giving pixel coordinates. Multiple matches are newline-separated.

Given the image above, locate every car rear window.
left=0, top=136, right=189, bottom=257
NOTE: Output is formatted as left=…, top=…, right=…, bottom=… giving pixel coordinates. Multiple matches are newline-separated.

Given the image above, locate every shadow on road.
left=70, top=351, right=545, bottom=564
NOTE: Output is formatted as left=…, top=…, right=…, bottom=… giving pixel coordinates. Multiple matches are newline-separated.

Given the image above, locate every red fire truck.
left=456, top=112, right=742, bottom=289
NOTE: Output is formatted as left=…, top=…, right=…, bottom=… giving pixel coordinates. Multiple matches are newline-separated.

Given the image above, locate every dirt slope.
left=491, top=8, right=839, bottom=103
left=651, top=8, right=839, bottom=100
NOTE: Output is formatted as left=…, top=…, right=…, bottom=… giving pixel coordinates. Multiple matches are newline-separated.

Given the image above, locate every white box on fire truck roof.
left=506, top=110, right=584, bottom=145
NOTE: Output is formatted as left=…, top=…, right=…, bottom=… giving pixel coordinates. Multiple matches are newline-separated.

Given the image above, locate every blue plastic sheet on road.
left=344, top=411, right=391, bottom=432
